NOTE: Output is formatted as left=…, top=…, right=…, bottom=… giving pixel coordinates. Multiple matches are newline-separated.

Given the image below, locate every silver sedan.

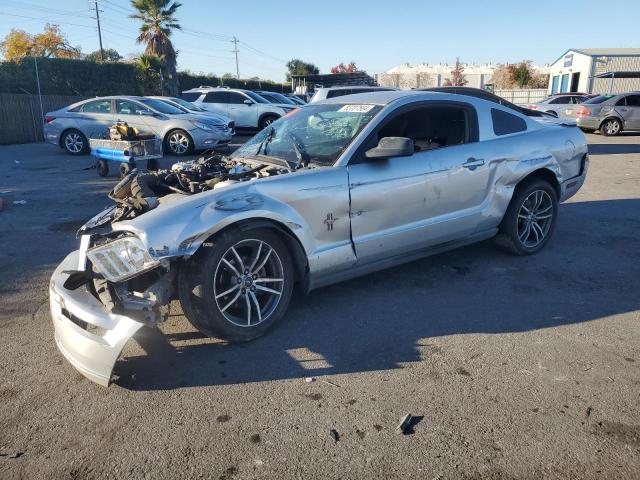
left=49, top=91, right=588, bottom=385
left=562, top=92, right=640, bottom=135
left=44, top=96, right=233, bottom=156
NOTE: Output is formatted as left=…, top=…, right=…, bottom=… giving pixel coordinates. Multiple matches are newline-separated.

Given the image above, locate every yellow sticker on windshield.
left=338, top=104, right=375, bottom=113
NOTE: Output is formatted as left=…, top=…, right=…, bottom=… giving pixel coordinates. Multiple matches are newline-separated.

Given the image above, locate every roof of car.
left=319, top=90, right=454, bottom=105
left=317, top=86, right=394, bottom=92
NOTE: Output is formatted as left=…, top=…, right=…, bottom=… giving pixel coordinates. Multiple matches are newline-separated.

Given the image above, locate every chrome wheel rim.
left=65, top=132, right=83, bottom=153
left=517, top=190, right=553, bottom=248
left=169, top=132, right=189, bottom=154
left=603, top=120, right=620, bottom=135
left=213, top=239, right=284, bottom=327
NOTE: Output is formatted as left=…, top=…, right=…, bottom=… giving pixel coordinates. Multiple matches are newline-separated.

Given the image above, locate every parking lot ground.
left=0, top=132, right=639, bottom=479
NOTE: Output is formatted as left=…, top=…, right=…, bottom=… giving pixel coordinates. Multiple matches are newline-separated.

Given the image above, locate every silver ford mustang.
left=49, top=91, right=588, bottom=386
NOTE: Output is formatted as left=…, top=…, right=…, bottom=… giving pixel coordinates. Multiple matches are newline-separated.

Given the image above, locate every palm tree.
left=130, top=0, right=181, bottom=95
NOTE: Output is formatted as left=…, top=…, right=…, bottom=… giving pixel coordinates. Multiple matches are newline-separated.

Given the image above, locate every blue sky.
left=1, top=0, right=639, bottom=81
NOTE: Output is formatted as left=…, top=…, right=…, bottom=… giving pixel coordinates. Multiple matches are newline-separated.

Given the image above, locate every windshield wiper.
left=255, top=126, right=275, bottom=156
left=289, top=132, right=310, bottom=169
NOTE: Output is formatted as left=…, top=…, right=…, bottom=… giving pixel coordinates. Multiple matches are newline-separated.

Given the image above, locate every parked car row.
left=525, top=91, right=640, bottom=136
left=44, top=95, right=236, bottom=156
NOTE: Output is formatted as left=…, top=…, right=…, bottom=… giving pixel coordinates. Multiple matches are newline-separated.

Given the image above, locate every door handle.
left=463, top=158, right=485, bottom=170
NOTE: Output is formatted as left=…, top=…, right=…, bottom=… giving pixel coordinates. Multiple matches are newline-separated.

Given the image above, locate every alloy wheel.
left=517, top=190, right=554, bottom=248
left=65, top=132, right=84, bottom=153
left=213, top=239, right=285, bottom=327
left=603, top=120, right=620, bottom=135
left=169, top=132, right=189, bottom=154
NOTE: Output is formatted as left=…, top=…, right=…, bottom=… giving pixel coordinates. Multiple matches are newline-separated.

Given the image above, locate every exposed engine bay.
left=105, top=151, right=292, bottom=224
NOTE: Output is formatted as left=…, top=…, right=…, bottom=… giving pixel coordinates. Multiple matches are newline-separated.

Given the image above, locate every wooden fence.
left=0, top=93, right=86, bottom=145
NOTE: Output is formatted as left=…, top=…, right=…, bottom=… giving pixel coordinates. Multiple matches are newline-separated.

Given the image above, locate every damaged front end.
left=51, top=152, right=292, bottom=385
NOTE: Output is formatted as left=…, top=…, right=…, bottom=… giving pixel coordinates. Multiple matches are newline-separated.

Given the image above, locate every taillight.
left=576, top=107, right=589, bottom=117
left=44, top=115, right=56, bottom=124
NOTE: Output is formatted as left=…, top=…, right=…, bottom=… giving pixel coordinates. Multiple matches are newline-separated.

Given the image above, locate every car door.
left=225, top=92, right=258, bottom=128
left=348, top=101, right=490, bottom=263
left=114, top=99, right=157, bottom=135
left=75, top=99, right=114, bottom=138
left=621, top=94, right=640, bottom=129
left=200, top=91, right=231, bottom=117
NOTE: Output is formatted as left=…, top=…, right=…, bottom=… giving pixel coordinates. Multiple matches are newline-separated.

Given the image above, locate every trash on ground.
left=304, top=377, right=315, bottom=383
left=396, top=414, right=423, bottom=435
left=330, top=429, right=340, bottom=442
left=321, top=379, right=340, bottom=387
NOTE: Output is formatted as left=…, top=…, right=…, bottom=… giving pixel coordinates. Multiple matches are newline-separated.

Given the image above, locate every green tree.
left=286, top=58, right=319, bottom=81
left=130, top=0, right=182, bottom=95
left=510, top=61, right=532, bottom=88
left=85, top=48, right=122, bottom=62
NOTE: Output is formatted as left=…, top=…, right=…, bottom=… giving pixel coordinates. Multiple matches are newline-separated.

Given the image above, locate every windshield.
left=244, top=91, right=270, bottom=104
left=584, top=95, right=614, bottom=104
left=232, top=103, right=382, bottom=167
left=139, top=98, right=184, bottom=114
left=169, top=97, right=206, bottom=111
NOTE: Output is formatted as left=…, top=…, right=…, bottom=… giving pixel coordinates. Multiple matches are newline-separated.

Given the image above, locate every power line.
left=1, top=13, right=97, bottom=30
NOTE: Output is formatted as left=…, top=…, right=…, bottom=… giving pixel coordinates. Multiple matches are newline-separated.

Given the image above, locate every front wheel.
left=178, top=228, right=295, bottom=342
left=496, top=179, right=558, bottom=255
left=600, top=118, right=622, bottom=136
left=165, top=129, right=193, bottom=155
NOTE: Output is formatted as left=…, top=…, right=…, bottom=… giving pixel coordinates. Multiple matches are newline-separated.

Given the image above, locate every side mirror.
left=243, top=99, right=253, bottom=106
left=365, top=137, right=414, bottom=160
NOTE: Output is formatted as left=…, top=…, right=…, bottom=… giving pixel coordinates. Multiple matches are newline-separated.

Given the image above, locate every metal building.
left=548, top=48, right=640, bottom=95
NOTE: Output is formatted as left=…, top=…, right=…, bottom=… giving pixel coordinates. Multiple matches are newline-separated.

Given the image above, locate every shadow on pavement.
left=588, top=143, right=640, bottom=155
left=115, top=198, right=640, bottom=391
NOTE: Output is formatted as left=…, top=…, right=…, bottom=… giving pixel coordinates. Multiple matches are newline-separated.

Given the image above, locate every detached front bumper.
left=50, top=251, right=144, bottom=386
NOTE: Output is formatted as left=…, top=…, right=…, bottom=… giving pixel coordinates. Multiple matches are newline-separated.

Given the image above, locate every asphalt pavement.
left=0, top=132, right=639, bottom=479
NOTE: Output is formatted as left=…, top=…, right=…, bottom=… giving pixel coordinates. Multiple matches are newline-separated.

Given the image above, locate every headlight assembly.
left=86, top=237, right=159, bottom=282
left=190, top=120, right=215, bottom=131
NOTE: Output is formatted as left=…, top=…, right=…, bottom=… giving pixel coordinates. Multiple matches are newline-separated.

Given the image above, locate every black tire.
left=62, top=129, right=89, bottom=155
left=259, top=115, right=279, bottom=130
left=580, top=128, right=596, bottom=134
left=97, top=160, right=109, bottom=177
left=165, top=129, right=194, bottom=156
left=600, top=118, right=622, bottom=136
left=178, top=228, right=295, bottom=342
left=495, top=178, right=558, bottom=256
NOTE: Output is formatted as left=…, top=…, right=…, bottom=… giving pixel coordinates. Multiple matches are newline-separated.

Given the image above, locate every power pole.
left=93, top=0, right=104, bottom=61
left=231, top=36, right=240, bottom=79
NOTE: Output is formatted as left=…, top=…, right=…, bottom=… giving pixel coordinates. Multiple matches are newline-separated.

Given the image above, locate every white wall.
left=547, top=51, right=592, bottom=94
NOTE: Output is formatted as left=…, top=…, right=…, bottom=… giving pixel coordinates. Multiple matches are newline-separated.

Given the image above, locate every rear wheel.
left=62, top=129, right=89, bottom=155
left=260, top=115, right=279, bottom=130
left=496, top=179, right=558, bottom=255
left=178, top=228, right=295, bottom=342
left=600, top=118, right=622, bottom=136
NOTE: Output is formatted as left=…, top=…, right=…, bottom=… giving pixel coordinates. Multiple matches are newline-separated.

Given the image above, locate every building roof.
left=290, top=72, right=376, bottom=87
left=552, top=48, right=640, bottom=65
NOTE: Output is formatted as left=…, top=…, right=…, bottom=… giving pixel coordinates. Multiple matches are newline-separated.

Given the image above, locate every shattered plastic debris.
left=396, top=414, right=423, bottom=435
left=304, top=377, right=315, bottom=383
left=329, top=429, right=340, bottom=442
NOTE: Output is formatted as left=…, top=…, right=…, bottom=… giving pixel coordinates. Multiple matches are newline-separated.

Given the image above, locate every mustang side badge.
left=324, top=213, right=335, bottom=231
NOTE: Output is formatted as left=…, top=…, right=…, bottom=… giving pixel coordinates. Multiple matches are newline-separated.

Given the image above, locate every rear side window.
left=80, top=99, right=112, bottom=114
left=615, top=97, right=627, bottom=106
left=327, top=89, right=351, bottom=99
left=550, top=96, right=571, bottom=104
left=203, top=92, right=230, bottom=103
left=181, top=92, right=201, bottom=102
left=627, top=95, right=640, bottom=107
left=491, top=108, right=527, bottom=136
